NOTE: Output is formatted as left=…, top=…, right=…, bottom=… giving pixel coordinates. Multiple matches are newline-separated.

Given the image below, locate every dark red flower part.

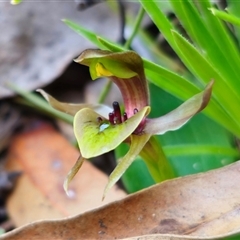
left=109, top=112, right=115, bottom=124
left=134, top=108, right=138, bottom=114
left=97, top=117, right=103, bottom=123
left=112, top=101, right=122, bottom=124
left=123, top=112, right=128, bottom=122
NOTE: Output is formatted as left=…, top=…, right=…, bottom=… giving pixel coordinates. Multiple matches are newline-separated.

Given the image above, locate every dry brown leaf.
left=0, top=2, right=119, bottom=98
left=5, top=122, right=126, bottom=227
left=2, top=160, right=240, bottom=240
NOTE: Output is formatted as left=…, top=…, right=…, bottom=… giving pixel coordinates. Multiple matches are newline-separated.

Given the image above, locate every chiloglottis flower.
left=39, top=49, right=213, bottom=199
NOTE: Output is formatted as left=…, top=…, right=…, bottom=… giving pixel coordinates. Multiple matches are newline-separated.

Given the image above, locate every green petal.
left=63, top=155, right=85, bottom=195
left=144, top=80, right=213, bottom=135
left=74, top=106, right=150, bottom=159
left=37, top=89, right=111, bottom=118
left=103, top=133, right=151, bottom=200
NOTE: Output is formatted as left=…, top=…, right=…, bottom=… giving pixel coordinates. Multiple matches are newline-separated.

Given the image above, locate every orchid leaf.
left=227, top=0, right=240, bottom=43
left=63, top=155, right=85, bottom=195
left=170, top=0, right=240, bottom=87
left=103, top=133, right=151, bottom=199
left=62, top=19, right=103, bottom=49
left=210, top=8, right=240, bottom=27
left=144, top=80, right=213, bottom=135
left=74, top=106, right=150, bottom=159
left=171, top=30, right=240, bottom=135
left=37, top=89, right=111, bottom=118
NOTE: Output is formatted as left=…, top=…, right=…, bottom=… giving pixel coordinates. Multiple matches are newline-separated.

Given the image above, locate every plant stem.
left=124, top=6, right=145, bottom=49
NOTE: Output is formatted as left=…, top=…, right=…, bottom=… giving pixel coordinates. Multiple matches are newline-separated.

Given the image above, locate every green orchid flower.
left=39, top=49, right=213, bottom=199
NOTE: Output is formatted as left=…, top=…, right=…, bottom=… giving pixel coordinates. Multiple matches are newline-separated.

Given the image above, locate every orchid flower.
left=39, top=49, right=213, bottom=199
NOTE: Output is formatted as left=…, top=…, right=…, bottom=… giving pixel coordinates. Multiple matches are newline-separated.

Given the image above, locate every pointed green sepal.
left=37, top=89, right=111, bottom=118
left=103, top=133, right=151, bottom=200
left=144, top=80, right=214, bottom=135
left=74, top=106, right=151, bottom=159
left=63, top=155, right=85, bottom=195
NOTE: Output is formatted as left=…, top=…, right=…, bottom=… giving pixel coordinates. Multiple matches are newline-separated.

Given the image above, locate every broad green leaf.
left=163, top=145, right=239, bottom=158
left=139, top=0, right=176, bottom=49
left=172, top=30, right=240, bottom=136
left=62, top=19, right=103, bottom=49
left=170, top=1, right=240, bottom=100
left=227, top=0, right=240, bottom=44
left=74, top=106, right=150, bottom=159
left=198, top=2, right=240, bottom=64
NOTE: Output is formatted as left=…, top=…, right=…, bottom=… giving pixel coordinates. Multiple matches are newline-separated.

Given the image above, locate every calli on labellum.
left=39, top=49, right=213, bottom=199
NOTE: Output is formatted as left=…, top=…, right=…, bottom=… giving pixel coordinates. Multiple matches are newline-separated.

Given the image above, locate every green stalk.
left=124, top=7, right=145, bottom=49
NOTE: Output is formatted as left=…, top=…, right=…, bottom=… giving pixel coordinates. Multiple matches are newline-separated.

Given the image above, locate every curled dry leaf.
left=5, top=122, right=126, bottom=227
left=2, top=159, right=240, bottom=239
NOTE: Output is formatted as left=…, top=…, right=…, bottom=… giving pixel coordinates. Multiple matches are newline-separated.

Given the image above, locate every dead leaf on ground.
left=5, top=122, right=126, bottom=227
left=2, top=160, right=240, bottom=239
left=0, top=2, right=119, bottom=98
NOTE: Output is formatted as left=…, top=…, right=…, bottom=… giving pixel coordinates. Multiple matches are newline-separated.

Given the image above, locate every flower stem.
left=124, top=6, right=145, bottom=49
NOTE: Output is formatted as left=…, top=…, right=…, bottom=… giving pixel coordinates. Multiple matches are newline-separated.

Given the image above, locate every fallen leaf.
left=2, top=160, right=240, bottom=239
left=5, top=122, right=126, bottom=227
left=0, top=2, right=119, bottom=98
